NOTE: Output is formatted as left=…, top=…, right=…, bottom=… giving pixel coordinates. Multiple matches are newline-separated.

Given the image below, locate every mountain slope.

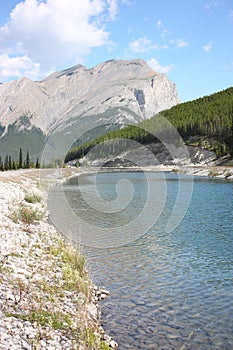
left=65, top=87, right=233, bottom=166
left=0, top=59, right=179, bottom=161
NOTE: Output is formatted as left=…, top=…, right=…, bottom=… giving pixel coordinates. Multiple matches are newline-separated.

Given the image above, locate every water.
left=53, top=171, right=233, bottom=349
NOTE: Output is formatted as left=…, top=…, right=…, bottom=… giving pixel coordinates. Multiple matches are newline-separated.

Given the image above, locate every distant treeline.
left=65, top=87, right=233, bottom=163
left=0, top=148, right=40, bottom=171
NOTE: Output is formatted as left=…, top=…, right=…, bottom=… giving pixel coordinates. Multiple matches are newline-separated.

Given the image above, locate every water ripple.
left=64, top=172, right=233, bottom=349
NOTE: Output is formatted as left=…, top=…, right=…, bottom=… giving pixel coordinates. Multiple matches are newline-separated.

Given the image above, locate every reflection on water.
left=62, top=172, right=233, bottom=349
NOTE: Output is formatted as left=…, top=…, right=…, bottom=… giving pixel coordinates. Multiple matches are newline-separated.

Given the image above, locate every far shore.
left=0, top=163, right=232, bottom=185
left=66, top=163, right=233, bottom=180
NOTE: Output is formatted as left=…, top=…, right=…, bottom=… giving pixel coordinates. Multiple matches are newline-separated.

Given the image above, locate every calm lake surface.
left=59, top=171, right=233, bottom=349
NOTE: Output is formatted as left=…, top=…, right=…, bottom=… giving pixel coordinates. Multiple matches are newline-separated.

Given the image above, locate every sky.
left=0, top=0, right=232, bottom=102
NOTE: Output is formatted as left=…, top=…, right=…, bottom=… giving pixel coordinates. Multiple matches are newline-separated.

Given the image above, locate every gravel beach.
left=0, top=168, right=117, bottom=350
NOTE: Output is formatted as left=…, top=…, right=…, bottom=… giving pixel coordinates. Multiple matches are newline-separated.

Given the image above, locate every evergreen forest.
left=0, top=148, right=40, bottom=171
left=65, top=87, right=233, bottom=163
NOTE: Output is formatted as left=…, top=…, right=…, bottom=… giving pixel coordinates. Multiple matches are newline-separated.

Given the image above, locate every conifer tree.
left=36, top=157, right=40, bottom=169
left=19, top=148, right=23, bottom=169
left=4, top=155, right=9, bottom=171
left=0, top=156, right=3, bottom=171
left=26, top=150, right=30, bottom=169
left=8, top=156, right=12, bottom=170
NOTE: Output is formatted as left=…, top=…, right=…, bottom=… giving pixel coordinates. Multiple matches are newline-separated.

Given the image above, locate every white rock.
left=40, top=340, right=47, bottom=347
left=87, top=303, right=98, bottom=320
left=6, top=291, right=16, bottom=302
left=0, top=59, right=179, bottom=143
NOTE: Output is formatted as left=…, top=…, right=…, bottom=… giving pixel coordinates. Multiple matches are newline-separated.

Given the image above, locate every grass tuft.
left=11, top=204, right=43, bottom=224
left=24, top=193, right=42, bottom=204
left=49, top=238, right=88, bottom=295
left=84, top=329, right=111, bottom=350
left=6, top=310, right=72, bottom=330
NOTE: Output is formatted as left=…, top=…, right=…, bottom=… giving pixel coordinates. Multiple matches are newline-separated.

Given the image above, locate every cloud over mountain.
left=0, top=0, right=116, bottom=80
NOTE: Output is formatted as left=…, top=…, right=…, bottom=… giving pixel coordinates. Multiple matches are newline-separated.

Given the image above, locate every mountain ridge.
left=65, top=87, right=233, bottom=167
left=0, top=59, right=179, bottom=161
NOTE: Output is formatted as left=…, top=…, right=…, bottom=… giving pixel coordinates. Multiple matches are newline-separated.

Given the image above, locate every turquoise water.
left=61, top=172, right=233, bottom=349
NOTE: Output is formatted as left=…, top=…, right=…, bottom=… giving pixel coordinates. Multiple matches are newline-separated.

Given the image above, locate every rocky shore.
left=84, top=164, right=233, bottom=180
left=172, top=164, right=233, bottom=179
left=0, top=169, right=118, bottom=350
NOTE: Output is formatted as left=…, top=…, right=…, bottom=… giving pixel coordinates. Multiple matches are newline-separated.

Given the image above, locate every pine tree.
left=12, top=160, right=16, bottom=170
left=4, top=155, right=9, bottom=171
left=19, top=148, right=23, bottom=169
left=36, top=157, right=40, bottom=169
left=26, top=150, right=30, bottom=169
left=0, top=156, right=3, bottom=171
left=8, top=156, right=12, bottom=170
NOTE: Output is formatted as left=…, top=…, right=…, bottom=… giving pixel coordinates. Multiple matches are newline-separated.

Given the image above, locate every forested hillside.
left=159, top=87, right=233, bottom=152
left=65, top=87, right=233, bottom=163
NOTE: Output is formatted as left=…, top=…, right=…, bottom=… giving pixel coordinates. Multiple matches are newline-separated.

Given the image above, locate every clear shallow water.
left=62, top=172, right=233, bottom=349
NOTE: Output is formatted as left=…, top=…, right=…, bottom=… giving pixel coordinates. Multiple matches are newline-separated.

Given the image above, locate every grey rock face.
left=81, top=143, right=217, bottom=168
left=0, top=59, right=179, bottom=135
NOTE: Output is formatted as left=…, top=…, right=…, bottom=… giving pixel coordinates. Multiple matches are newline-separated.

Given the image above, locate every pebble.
left=0, top=172, right=118, bottom=349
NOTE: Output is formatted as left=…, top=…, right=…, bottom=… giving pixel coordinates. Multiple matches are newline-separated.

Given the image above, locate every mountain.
left=0, top=59, right=179, bottom=162
left=65, top=87, right=233, bottom=167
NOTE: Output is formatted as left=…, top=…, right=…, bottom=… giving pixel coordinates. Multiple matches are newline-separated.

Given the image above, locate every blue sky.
left=0, top=0, right=232, bottom=102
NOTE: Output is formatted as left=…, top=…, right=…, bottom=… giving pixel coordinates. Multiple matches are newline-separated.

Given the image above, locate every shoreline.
left=70, top=164, right=233, bottom=180
left=0, top=168, right=118, bottom=350
left=0, top=164, right=232, bottom=348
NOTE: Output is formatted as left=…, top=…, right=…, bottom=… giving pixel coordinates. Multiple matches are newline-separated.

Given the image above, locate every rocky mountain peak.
left=0, top=59, right=179, bottom=160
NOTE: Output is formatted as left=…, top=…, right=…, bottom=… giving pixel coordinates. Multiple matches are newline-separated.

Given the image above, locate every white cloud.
left=128, top=36, right=158, bottom=53
left=202, top=41, right=213, bottom=52
left=170, top=39, right=188, bottom=48
left=205, top=0, right=219, bottom=12
left=129, top=33, right=187, bottom=55
left=156, top=19, right=170, bottom=38
left=0, top=0, right=117, bottom=81
left=107, top=0, right=119, bottom=20
left=156, top=20, right=188, bottom=49
left=176, top=39, right=188, bottom=48
left=230, top=9, right=233, bottom=19
left=0, top=54, right=40, bottom=80
left=156, top=20, right=163, bottom=28
left=147, top=58, right=173, bottom=74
